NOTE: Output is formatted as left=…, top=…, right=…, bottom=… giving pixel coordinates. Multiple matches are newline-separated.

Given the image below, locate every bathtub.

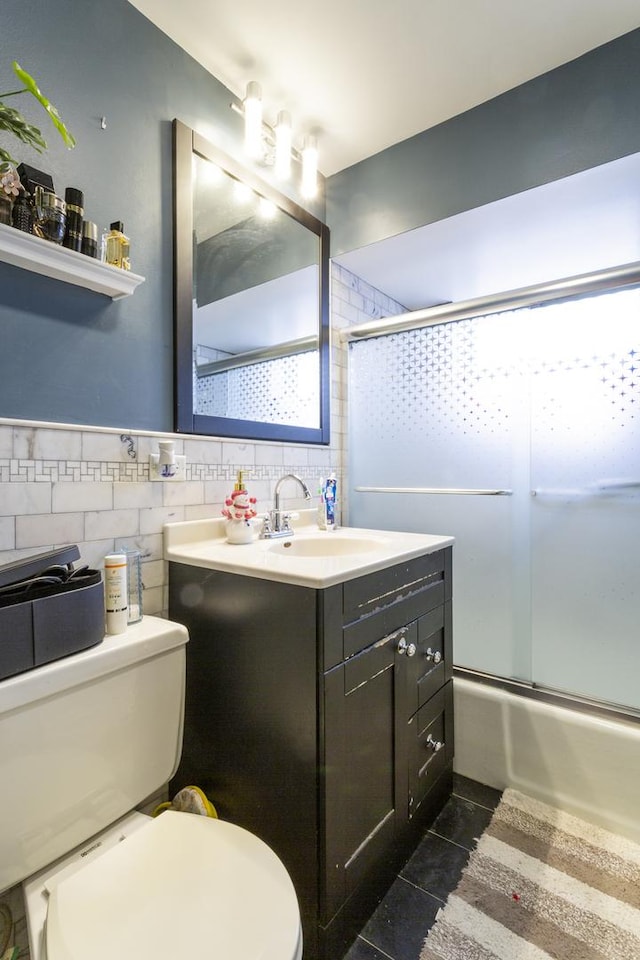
left=454, top=675, right=640, bottom=844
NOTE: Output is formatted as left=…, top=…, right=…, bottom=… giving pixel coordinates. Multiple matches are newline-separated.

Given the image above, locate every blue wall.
left=0, top=0, right=323, bottom=431
left=327, top=28, right=640, bottom=256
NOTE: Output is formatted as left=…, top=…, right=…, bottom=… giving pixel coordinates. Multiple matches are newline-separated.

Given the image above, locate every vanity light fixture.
left=243, top=81, right=263, bottom=159
left=233, top=82, right=320, bottom=198
left=274, top=110, right=292, bottom=180
left=301, top=134, right=318, bottom=199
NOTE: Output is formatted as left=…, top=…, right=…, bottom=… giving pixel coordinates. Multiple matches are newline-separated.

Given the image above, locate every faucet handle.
left=280, top=512, right=293, bottom=533
left=260, top=514, right=273, bottom=538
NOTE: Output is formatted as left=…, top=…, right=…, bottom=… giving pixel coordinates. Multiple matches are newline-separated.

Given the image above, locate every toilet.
left=0, top=616, right=302, bottom=960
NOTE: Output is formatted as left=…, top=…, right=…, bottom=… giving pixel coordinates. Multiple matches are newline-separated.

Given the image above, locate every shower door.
left=528, top=292, right=640, bottom=708
left=348, top=287, right=640, bottom=710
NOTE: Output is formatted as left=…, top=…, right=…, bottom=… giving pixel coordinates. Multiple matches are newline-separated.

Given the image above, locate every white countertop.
left=164, top=512, right=454, bottom=589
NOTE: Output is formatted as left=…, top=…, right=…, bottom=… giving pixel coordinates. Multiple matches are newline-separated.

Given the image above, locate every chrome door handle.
left=425, top=647, right=442, bottom=664
left=425, top=733, right=444, bottom=752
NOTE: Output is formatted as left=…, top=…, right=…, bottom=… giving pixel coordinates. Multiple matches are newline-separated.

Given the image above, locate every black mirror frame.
left=173, top=119, right=330, bottom=444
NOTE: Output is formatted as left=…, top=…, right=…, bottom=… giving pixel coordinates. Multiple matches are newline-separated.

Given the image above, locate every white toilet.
left=0, top=616, right=303, bottom=960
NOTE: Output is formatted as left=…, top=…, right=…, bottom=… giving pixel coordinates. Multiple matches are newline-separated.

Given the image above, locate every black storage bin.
left=0, top=546, right=104, bottom=681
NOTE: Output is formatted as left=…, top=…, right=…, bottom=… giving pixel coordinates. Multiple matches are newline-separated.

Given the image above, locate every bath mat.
left=421, top=788, right=640, bottom=960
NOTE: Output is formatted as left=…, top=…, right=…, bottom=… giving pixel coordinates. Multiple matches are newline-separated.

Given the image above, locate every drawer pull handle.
left=425, top=647, right=442, bottom=664
left=378, top=626, right=408, bottom=649
left=397, top=637, right=417, bottom=657
left=426, top=733, right=444, bottom=753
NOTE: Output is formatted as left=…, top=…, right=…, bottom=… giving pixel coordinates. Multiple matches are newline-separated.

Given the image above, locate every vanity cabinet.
left=168, top=544, right=452, bottom=960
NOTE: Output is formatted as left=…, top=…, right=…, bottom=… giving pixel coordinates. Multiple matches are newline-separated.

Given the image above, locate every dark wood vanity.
left=169, top=543, right=453, bottom=959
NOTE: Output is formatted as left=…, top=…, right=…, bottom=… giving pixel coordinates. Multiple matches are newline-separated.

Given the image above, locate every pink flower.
left=1, top=168, right=23, bottom=197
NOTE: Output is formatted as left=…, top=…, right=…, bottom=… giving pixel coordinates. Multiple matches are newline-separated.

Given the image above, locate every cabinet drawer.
left=343, top=584, right=444, bottom=661
left=343, top=549, right=450, bottom=625
left=405, top=601, right=452, bottom=717
left=408, top=681, right=454, bottom=819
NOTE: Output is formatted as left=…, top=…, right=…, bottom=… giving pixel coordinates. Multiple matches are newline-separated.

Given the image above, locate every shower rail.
left=354, top=485, right=512, bottom=496
left=343, top=260, right=640, bottom=342
left=355, top=481, right=639, bottom=498
left=531, top=479, right=640, bottom=498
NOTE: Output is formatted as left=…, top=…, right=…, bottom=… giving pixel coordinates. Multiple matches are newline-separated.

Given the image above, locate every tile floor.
left=341, top=774, right=503, bottom=960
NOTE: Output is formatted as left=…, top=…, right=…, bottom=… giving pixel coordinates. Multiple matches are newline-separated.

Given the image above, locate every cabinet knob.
left=425, top=647, right=442, bottom=664
left=397, top=637, right=416, bottom=657
left=425, top=733, right=444, bottom=753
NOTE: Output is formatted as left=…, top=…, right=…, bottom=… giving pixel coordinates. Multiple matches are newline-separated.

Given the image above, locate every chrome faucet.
left=260, top=473, right=312, bottom=538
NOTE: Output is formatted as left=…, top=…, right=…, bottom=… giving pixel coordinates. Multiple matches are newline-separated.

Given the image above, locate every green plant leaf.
left=0, top=102, right=48, bottom=160
left=12, top=61, right=76, bottom=148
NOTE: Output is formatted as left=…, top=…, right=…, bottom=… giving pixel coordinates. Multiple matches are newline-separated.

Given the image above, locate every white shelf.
left=0, top=222, right=145, bottom=299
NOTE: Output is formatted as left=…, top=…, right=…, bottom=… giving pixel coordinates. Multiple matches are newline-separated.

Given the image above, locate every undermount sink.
left=267, top=535, right=384, bottom=557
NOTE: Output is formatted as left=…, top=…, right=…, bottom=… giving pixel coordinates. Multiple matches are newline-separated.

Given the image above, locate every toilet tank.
left=0, top=616, right=188, bottom=894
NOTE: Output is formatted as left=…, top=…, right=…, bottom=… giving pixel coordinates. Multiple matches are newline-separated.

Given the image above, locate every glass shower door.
left=348, top=314, right=532, bottom=682
left=348, top=285, right=640, bottom=711
left=528, top=291, right=640, bottom=708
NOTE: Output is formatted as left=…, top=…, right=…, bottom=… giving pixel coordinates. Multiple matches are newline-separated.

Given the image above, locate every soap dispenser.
left=222, top=471, right=257, bottom=544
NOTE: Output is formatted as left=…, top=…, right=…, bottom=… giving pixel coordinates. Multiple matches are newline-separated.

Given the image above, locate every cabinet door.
left=408, top=681, right=454, bottom=818
left=322, top=627, right=405, bottom=921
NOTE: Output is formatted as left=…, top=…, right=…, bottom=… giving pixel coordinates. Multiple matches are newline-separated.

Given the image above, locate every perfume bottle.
left=102, top=220, right=131, bottom=270
left=81, top=220, right=99, bottom=258
left=11, top=193, right=32, bottom=233
left=32, top=186, right=66, bottom=244
left=63, top=187, right=84, bottom=251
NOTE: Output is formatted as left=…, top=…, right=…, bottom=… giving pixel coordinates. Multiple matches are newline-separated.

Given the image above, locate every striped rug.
left=421, top=788, right=640, bottom=960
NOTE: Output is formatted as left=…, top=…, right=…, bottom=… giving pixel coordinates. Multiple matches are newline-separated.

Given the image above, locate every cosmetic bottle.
left=32, top=186, right=66, bottom=244
left=11, top=193, right=32, bottom=233
left=63, top=187, right=84, bottom=251
left=103, top=220, right=131, bottom=270
left=81, top=220, right=99, bottom=258
left=104, top=553, right=128, bottom=635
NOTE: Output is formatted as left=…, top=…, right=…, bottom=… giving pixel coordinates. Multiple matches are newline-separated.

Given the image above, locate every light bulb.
left=259, top=198, right=276, bottom=218
left=243, top=81, right=263, bottom=159
left=233, top=181, right=253, bottom=204
left=275, top=110, right=292, bottom=180
left=301, top=134, right=318, bottom=199
left=197, top=159, right=224, bottom=186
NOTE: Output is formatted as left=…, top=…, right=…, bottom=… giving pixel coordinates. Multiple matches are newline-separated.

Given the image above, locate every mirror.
left=173, top=120, right=330, bottom=443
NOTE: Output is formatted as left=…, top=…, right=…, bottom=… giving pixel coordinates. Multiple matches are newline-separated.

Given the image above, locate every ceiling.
left=129, top=0, right=640, bottom=308
left=129, top=0, right=640, bottom=177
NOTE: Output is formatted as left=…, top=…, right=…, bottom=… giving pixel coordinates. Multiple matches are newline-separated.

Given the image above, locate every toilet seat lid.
left=45, top=811, right=302, bottom=960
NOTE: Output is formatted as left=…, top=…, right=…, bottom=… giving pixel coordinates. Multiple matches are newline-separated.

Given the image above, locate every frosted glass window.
left=349, top=286, right=640, bottom=709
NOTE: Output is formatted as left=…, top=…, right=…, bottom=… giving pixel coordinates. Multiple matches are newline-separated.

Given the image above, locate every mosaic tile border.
left=0, top=460, right=337, bottom=484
